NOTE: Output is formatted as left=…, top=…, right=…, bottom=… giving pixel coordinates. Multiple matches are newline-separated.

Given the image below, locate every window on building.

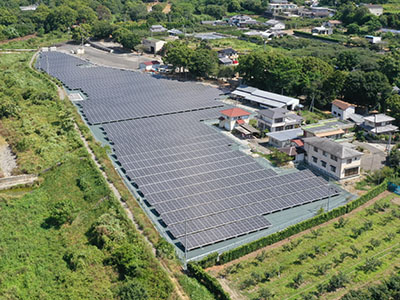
left=345, top=167, right=359, bottom=177
left=331, top=154, right=337, bottom=161
left=314, top=146, right=318, bottom=152
left=330, top=165, right=336, bottom=173
left=321, top=160, right=327, bottom=168
left=312, top=156, right=318, bottom=163
left=323, top=151, right=327, bottom=157
left=347, top=159, right=352, bottom=164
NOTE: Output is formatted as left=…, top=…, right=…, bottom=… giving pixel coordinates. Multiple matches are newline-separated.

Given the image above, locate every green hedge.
left=293, top=30, right=342, bottom=43
left=213, top=180, right=388, bottom=265
left=187, top=262, right=231, bottom=300
left=197, top=252, right=219, bottom=269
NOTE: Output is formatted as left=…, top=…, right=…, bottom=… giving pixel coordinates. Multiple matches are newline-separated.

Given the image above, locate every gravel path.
left=0, top=145, right=17, bottom=177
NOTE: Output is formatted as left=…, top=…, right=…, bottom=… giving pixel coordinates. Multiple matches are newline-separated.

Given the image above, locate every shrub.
left=88, top=212, right=126, bottom=249
left=45, top=199, right=75, bottom=227
left=291, top=272, right=304, bottom=289
left=357, top=258, right=382, bottom=273
left=118, top=279, right=149, bottom=300
left=327, top=272, right=348, bottom=292
left=155, top=238, right=175, bottom=260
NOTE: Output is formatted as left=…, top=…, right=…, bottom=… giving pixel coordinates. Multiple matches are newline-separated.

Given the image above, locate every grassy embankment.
left=210, top=193, right=400, bottom=300
left=0, top=50, right=174, bottom=299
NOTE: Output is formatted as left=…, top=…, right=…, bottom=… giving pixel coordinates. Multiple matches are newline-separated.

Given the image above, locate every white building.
left=312, top=26, right=333, bottom=35
left=304, top=137, right=362, bottom=180
left=361, top=4, right=383, bottom=16
left=362, top=114, right=398, bottom=135
left=142, top=38, right=166, bottom=54
left=267, top=2, right=298, bottom=14
left=20, top=4, right=38, bottom=11
left=139, top=60, right=161, bottom=71
left=229, top=15, right=258, bottom=27
left=365, top=35, right=382, bottom=44
left=331, top=99, right=355, bottom=120
left=257, top=107, right=303, bottom=132
left=219, top=107, right=251, bottom=131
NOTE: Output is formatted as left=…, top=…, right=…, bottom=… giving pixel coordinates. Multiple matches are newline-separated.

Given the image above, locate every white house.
left=142, top=38, right=166, bottom=54
left=331, top=99, right=355, bottom=120
left=257, top=107, right=303, bottom=132
left=267, top=2, right=298, bottom=14
left=304, top=137, right=362, bottom=180
left=312, top=26, right=333, bottom=35
left=219, top=107, right=251, bottom=131
left=361, top=4, right=383, bottom=16
left=362, top=114, right=398, bottom=135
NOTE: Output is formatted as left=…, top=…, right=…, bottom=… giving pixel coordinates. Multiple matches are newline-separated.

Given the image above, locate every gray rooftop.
left=232, top=85, right=299, bottom=108
left=304, top=137, right=363, bottom=159
left=259, top=107, right=303, bottom=122
left=267, top=128, right=303, bottom=141
left=364, top=114, right=395, bottom=123
left=302, top=118, right=354, bottom=134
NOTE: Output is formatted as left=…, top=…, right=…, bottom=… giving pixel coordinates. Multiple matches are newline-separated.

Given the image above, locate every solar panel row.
left=37, top=52, right=339, bottom=251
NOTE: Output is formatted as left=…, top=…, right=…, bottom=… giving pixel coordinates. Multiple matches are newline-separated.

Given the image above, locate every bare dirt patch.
left=0, top=34, right=36, bottom=45
left=0, top=137, right=17, bottom=177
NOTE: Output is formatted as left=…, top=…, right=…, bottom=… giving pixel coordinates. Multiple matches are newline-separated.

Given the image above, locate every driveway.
left=352, top=141, right=387, bottom=171
left=56, top=42, right=159, bottom=71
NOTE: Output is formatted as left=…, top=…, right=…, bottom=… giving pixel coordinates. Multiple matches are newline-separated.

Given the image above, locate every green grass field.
left=210, top=193, right=400, bottom=300
left=0, top=51, right=173, bottom=299
left=383, top=0, right=400, bottom=13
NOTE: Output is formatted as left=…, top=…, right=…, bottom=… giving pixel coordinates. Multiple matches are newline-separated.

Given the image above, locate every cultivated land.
left=209, top=191, right=400, bottom=300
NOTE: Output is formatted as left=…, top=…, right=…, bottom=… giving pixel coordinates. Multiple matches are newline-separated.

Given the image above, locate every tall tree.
left=189, top=48, right=218, bottom=78
left=162, top=41, right=193, bottom=73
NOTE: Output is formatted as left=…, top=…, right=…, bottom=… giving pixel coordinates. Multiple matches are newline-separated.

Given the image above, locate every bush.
left=88, top=212, right=126, bottom=249
left=187, top=262, right=231, bottom=300
left=155, top=238, right=176, bottom=260
left=118, top=279, right=149, bottom=300
left=45, top=199, right=75, bottom=227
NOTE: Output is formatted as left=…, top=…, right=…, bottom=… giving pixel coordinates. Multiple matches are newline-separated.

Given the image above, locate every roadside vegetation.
left=210, top=193, right=400, bottom=300
left=0, top=51, right=174, bottom=299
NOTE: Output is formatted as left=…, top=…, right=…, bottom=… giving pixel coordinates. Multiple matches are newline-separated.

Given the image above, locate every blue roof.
left=266, top=128, right=303, bottom=142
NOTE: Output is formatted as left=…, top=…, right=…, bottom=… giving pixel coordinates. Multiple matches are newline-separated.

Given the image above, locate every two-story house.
left=257, top=107, right=303, bottom=132
left=331, top=99, right=355, bottom=120
left=304, top=137, right=362, bottom=180
left=219, top=107, right=251, bottom=131
left=362, top=114, right=398, bottom=135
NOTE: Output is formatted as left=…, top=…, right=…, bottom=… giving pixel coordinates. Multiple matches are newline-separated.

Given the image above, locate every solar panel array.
left=37, top=52, right=339, bottom=251
left=36, top=52, right=222, bottom=124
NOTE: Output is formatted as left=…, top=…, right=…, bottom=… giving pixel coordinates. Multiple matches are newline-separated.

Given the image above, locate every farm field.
left=384, top=0, right=400, bottom=13
left=209, top=192, right=400, bottom=300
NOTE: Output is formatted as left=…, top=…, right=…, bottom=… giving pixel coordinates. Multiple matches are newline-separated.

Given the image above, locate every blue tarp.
left=388, top=182, right=400, bottom=195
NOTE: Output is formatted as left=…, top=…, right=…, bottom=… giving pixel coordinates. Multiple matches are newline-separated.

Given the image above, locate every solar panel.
left=37, top=52, right=340, bottom=251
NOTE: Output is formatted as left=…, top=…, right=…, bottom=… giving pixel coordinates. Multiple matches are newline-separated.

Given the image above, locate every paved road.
left=57, top=43, right=159, bottom=71
left=352, top=141, right=387, bottom=171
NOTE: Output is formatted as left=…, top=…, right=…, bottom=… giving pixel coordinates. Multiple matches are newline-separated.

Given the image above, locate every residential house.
left=150, top=25, right=167, bottom=33
left=219, top=107, right=251, bottom=131
left=266, top=2, right=298, bottom=14
left=265, top=19, right=286, bottom=31
left=231, top=85, right=300, bottom=110
left=362, top=114, right=398, bottom=135
left=331, top=99, right=355, bottom=120
left=257, top=107, right=303, bottom=132
left=218, top=48, right=238, bottom=60
left=218, top=57, right=234, bottom=65
left=302, top=118, right=354, bottom=140
left=304, top=137, right=362, bottom=180
left=312, top=26, right=333, bottom=35
left=326, top=20, right=342, bottom=27
left=310, top=7, right=334, bottom=18
left=361, top=4, right=383, bottom=16
left=278, top=146, right=305, bottom=162
left=142, top=38, right=166, bottom=54
left=228, top=15, right=258, bottom=27
left=267, top=128, right=304, bottom=148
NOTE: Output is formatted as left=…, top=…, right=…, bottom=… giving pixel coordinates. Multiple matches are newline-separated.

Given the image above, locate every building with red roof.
left=331, top=99, right=355, bottom=121
left=219, top=107, right=251, bottom=131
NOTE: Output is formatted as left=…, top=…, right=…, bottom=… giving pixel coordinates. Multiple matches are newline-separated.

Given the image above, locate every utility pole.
left=184, top=217, right=187, bottom=270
